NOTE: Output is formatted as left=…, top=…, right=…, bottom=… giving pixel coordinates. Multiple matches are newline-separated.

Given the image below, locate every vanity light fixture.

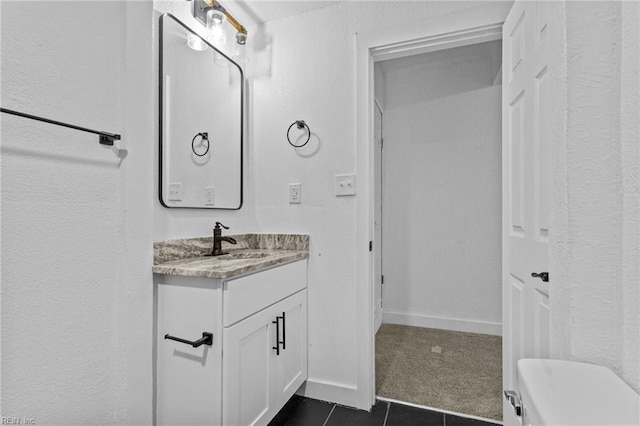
left=191, top=0, right=248, bottom=46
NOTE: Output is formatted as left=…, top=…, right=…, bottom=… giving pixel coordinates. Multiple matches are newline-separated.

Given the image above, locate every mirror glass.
left=159, top=14, right=243, bottom=209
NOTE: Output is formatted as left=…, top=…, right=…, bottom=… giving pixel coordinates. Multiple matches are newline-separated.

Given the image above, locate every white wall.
left=248, top=1, right=505, bottom=405
left=1, top=1, right=154, bottom=423
left=378, top=41, right=502, bottom=336
left=550, top=1, right=640, bottom=392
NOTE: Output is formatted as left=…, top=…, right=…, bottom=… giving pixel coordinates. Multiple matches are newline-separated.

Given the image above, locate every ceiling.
left=228, top=1, right=339, bottom=25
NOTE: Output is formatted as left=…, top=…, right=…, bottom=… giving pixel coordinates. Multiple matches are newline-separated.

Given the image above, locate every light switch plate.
left=335, top=174, right=356, bottom=196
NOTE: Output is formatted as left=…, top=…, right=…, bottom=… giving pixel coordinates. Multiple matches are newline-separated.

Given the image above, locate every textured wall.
left=619, top=0, right=640, bottom=393
left=549, top=1, right=640, bottom=392
left=248, top=1, right=503, bottom=403
left=380, top=41, right=502, bottom=335
left=1, top=1, right=154, bottom=422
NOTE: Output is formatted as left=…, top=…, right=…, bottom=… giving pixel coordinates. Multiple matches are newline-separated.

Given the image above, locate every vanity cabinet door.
left=222, top=303, right=276, bottom=426
left=274, top=290, right=307, bottom=404
left=156, top=276, right=222, bottom=425
left=222, top=289, right=308, bottom=426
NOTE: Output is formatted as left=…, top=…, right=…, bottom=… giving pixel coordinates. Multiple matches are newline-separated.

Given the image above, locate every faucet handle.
left=215, top=222, right=229, bottom=230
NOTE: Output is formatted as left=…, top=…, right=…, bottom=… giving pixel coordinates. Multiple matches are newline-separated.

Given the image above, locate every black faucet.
left=209, top=222, right=237, bottom=256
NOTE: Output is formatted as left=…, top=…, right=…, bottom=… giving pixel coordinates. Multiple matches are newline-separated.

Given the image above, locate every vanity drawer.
left=223, top=259, right=307, bottom=327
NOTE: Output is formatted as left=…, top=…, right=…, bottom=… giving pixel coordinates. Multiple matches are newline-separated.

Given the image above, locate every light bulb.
left=206, top=9, right=226, bottom=28
left=187, top=33, right=208, bottom=51
left=233, top=42, right=248, bottom=65
left=207, top=26, right=227, bottom=47
left=206, top=9, right=227, bottom=47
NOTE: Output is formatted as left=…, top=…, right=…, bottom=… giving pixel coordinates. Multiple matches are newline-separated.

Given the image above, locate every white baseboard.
left=383, top=311, right=502, bottom=336
left=374, top=307, right=384, bottom=334
left=296, top=379, right=358, bottom=408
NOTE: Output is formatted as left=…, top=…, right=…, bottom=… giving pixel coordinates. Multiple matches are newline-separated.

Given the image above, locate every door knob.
left=531, top=272, right=549, bottom=282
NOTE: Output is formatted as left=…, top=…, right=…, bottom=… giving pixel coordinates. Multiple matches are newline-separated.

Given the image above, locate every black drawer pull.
left=165, top=332, right=213, bottom=348
left=281, top=312, right=286, bottom=350
left=272, top=313, right=286, bottom=356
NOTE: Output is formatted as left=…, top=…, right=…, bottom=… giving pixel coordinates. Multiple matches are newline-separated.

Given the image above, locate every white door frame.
left=355, top=2, right=512, bottom=410
left=373, top=98, right=385, bottom=335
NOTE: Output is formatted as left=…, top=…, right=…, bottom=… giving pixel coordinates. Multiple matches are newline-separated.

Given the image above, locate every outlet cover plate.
left=335, top=174, right=356, bottom=196
left=205, top=187, right=215, bottom=206
left=289, top=183, right=301, bottom=204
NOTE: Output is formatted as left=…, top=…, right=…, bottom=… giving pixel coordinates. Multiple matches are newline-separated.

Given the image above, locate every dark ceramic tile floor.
left=268, top=396, right=501, bottom=426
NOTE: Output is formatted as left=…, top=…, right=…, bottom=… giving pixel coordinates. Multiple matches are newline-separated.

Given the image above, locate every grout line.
left=382, top=401, right=390, bottom=426
left=376, top=396, right=502, bottom=425
left=322, top=404, right=337, bottom=426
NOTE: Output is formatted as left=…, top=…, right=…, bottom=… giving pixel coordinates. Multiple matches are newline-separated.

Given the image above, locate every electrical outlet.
left=205, top=187, right=215, bottom=206
left=289, top=183, right=301, bottom=204
left=335, top=174, right=356, bottom=196
left=168, top=183, right=183, bottom=201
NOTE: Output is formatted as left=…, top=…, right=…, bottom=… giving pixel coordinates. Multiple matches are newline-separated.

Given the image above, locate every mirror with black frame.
left=159, top=13, right=243, bottom=209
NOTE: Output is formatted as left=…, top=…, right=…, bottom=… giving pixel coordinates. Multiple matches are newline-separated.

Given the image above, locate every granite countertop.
left=153, top=234, right=309, bottom=279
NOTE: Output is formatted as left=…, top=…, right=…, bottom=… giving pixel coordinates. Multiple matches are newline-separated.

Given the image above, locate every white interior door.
left=502, top=0, right=553, bottom=421
left=374, top=101, right=384, bottom=333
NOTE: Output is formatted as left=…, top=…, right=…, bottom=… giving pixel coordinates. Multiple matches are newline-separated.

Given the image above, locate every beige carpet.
left=376, top=324, right=502, bottom=421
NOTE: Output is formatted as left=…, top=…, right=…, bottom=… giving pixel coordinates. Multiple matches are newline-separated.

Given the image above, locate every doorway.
left=353, top=1, right=513, bottom=414
left=372, top=39, right=503, bottom=421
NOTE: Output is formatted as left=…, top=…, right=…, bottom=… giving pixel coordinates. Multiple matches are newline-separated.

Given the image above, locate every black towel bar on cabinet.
left=164, top=332, right=213, bottom=348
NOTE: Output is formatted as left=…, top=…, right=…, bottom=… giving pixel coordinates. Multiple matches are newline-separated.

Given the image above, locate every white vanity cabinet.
left=156, top=275, right=222, bottom=425
left=223, top=290, right=307, bottom=426
left=155, top=259, right=308, bottom=426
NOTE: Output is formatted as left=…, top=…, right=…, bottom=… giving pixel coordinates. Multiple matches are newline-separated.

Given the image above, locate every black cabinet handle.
left=272, top=313, right=286, bottom=355
left=165, top=332, right=213, bottom=348
left=281, top=312, right=286, bottom=350
left=272, top=317, right=280, bottom=355
left=531, top=272, right=549, bottom=282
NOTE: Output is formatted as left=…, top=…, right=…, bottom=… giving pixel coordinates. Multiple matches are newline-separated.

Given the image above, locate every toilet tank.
left=517, top=359, right=639, bottom=426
